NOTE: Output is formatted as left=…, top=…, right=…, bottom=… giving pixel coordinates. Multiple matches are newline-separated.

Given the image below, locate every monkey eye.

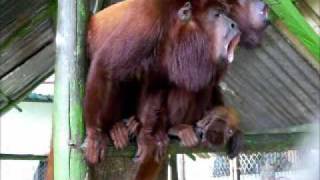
left=214, top=9, right=225, bottom=18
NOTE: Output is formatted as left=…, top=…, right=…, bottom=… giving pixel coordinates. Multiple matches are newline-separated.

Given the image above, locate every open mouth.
left=225, top=33, right=240, bottom=63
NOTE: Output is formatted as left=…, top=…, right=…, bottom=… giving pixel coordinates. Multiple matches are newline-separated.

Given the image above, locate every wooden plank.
left=90, top=132, right=307, bottom=179
left=0, top=20, right=54, bottom=77
left=0, top=132, right=309, bottom=161
left=0, top=69, right=53, bottom=115
left=83, top=133, right=306, bottom=158
left=0, top=44, right=55, bottom=96
left=0, top=153, right=47, bottom=160
left=0, top=0, right=47, bottom=33
left=170, top=155, right=179, bottom=180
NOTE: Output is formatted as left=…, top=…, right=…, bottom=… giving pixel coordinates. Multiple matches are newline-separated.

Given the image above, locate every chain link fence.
left=212, top=149, right=318, bottom=180
left=33, top=161, right=47, bottom=180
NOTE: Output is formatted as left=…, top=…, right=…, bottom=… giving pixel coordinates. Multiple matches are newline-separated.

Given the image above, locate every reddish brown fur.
left=85, top=1, right=237, bottom=180
left=120, top=1, right=269, bottom=178
left=131, top=0, right=269, bottom=164
left=130, top=6, right=241, bottom=180
left=84, top=0, right=169, bottom=165
left=84, top=0, right=228, bottom=164
left=84, top=0, right=268, bottom=179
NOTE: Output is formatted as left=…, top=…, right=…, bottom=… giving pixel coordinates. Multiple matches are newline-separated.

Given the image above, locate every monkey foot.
left=110, top=122, right=129, bottom=149
left=84, top=132, right=108, bottom=165
left=134, top=131, right=169, bottom=164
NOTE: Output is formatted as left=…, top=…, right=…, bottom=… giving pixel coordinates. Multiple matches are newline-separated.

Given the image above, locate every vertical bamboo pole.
left=53, top=0, right=88, bottom=179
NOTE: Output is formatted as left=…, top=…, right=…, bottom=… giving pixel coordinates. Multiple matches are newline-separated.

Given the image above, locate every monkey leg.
left=134, top=153, right=167, bottom=180
left=133, top=130, right=168, bottom=180
left=84, top=60, right=123, bottom=165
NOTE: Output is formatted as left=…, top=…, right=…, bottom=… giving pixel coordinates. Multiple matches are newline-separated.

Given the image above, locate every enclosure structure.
left=0, top=0, right=319, bottom=180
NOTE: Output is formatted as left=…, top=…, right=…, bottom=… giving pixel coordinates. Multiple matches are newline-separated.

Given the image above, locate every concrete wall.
left=0, top=102, right=52, bottom=180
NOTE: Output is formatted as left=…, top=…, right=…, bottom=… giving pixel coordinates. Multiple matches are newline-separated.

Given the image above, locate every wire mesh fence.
left=212, top=149, right=318, bottom=180
left=33, top=161, right=47, bottom=180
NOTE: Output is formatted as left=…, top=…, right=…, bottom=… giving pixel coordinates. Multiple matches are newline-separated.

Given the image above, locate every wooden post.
left=230, top=157, right=241, bottom=180
left=0, top=154, right=47, bottom=160
left=169, top=154, right=179, bottom=180
left=53, top=0, right=88, bottom=179
left=178, top=155, right=186, bottom=180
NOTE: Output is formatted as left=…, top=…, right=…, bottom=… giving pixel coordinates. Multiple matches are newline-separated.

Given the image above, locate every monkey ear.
left=226, top=129, right=244, bottom=159
left=178, top=2, right=192, bottom=22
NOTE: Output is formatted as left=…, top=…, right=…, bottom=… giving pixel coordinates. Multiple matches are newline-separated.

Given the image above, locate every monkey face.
left=196, top=107, right=244, bottom=158
left=163, top=3, right=241, bottom=91
left=200, top=8, right=241, bottom=63
left=203, top=119, right=229, bottom=147
left=177, top=2, right=241, bottom=64
left=228, top=0, right=269, bottom=47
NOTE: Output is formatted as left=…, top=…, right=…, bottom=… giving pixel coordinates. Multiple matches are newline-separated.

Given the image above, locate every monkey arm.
left=84, top=60, right=124, bottom=164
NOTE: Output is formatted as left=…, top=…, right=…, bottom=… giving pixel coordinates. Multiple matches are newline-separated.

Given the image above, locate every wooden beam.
left=0, top=133, right=307, bottom=161
left=0, top=43, right=55, bottom=115
left=53, top=0, right=88, bottom=180
left=92, top=132, right=307, bottom=158
left=0, top=154, right=47, bottom=160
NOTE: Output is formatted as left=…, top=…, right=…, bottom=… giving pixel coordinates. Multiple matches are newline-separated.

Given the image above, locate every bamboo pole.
left=53, top=0, right=88, bottom=180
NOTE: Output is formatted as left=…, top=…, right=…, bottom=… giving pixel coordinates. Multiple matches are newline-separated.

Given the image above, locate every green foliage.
left=265, top=0, right=320, bottom=61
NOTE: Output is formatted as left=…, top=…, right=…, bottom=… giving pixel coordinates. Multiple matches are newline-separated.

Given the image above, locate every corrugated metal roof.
left=223, top=26, right=320, bottom=132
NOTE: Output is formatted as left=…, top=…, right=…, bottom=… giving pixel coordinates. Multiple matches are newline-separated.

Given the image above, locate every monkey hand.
left=126, top=116, right=140, bottom=137
left=169, top=124, right=199, bottom=148
left=110, top=122, right=129, bottom=150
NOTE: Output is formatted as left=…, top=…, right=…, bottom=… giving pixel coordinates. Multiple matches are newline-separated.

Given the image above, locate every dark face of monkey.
left=198, top=7, right=241, bottom=63
left=228, top=0, right=269, bottom=47
left=196, top=107, right=244, bottom=158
